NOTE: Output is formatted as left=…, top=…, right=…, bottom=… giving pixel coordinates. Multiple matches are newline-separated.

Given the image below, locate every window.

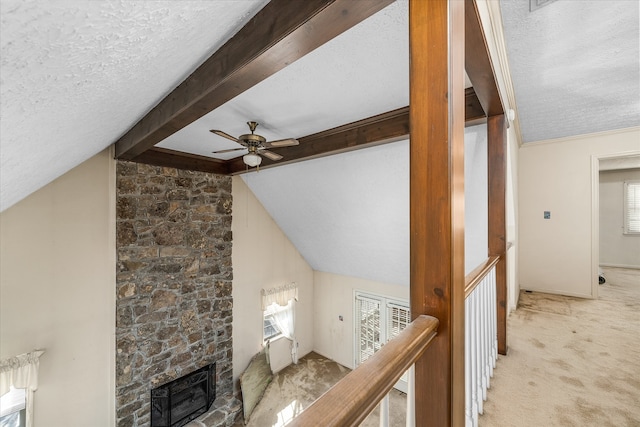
left=0, top=387, right=26, bottom=427
left=261, top=284, right=298, bottom=363
left=263, top=302, right=291, bottom=342
left=624, top=180, right=640, bottom=234
left=0, top=349, right=44, bottom=427
left=354, top=292, right=410, bottom=392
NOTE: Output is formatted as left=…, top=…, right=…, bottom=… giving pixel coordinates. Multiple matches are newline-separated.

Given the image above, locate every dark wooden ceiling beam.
left=133, top=147, right=230, bottom=175
left=464, top=86, right=487, bottom=125
left=227, top=106, right=411, bottom=173
left=227, top=88, right=484, bottom=173
left=465, top=0, right=503, bottom=117
left=115, top=0, right=493, bottom=172
left=114, top=0, right=395, bottom=160
left=130, top=88, right=485, bottom=174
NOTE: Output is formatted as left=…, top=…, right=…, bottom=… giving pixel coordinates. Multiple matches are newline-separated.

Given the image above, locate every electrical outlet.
left=338, top=315, right=343, bottom=321
left=544, top=211, right=551, bottom=219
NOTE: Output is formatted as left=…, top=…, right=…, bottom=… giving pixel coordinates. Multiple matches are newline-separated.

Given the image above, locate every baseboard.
left=600, top=263, right=640, bottom=270
left=269, top=349, right=305, bottom=374
left=310, top=349, right=353, bottom=370
left=520, top=287, right=594, bottom=300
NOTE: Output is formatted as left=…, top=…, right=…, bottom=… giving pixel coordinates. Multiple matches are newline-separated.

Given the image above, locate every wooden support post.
left=409, top=0, right=465, bottom=425
left=487, top=114, right=508, bottom=355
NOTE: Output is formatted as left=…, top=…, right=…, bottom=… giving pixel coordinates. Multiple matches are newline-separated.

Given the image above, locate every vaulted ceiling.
left=1, top=0, right=269, bottom=212
left=1, top=0, right=638, bottom=285
left=1, top=0, right=491, bottom=212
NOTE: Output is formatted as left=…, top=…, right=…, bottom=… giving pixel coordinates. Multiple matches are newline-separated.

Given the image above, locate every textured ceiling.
left=244, top=140, right=410, bottom=286
left=157, top=1, right=410, bottom=160
left=244, top=124, right=488, bottom=286
left=500, top=0, right=640, bottom=143
left=3, top=0, right=639, bottom=287
left=0, top=0, right=267, bottom=211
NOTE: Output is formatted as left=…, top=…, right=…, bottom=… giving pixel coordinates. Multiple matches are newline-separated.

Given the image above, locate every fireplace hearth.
left=151, top=363, right=216, bottom=427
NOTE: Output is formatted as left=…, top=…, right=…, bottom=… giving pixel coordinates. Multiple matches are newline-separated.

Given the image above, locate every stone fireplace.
left=150, top=362, right=215, bottom=427
left=115, top=162, right=239, bottom=426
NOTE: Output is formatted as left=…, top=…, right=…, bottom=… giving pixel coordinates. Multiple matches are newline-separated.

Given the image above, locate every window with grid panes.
left=624, top=180, right=640, bottom=234
left=263, top=302, right=291, bottom=342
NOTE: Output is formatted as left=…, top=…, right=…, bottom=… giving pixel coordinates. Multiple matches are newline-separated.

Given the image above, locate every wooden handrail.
left=287, top=315, right=439, bottom=427
left=465, top=256, right=500, bottom=298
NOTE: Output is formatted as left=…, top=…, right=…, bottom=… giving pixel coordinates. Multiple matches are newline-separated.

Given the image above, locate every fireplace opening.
left=151, top=363, right=216, bottom=427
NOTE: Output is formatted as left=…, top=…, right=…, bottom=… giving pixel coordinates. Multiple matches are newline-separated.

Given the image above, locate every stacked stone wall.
left=115, top=161, right=238, bottom=426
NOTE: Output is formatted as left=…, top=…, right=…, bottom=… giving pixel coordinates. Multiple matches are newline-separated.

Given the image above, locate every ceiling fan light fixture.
left=243, top=153, right=262, bottom=167
left=211, top=121, right=299, bottom=166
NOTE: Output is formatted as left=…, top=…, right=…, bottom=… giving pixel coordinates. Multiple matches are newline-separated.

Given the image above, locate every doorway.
left=354, top=291, right=410, bottom=392
left=592, top=151, right=640, bottom=299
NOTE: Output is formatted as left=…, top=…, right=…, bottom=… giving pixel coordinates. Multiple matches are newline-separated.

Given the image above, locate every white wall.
left=506, top=125, right=520, bottom=312
left=465, top=121, right=521, bottom=313
left=599, top=168, right=640, bottom=268
left=465, top=124, right=489, bottom=273
left=476, top=0, right=524, bottom=312
left=231, top=176, right=314, bottom=384
left=519, top=127, right=640, bottom=297
left=313, top=271, right=409, bottom=369
left=0, top=149, right=115, bottom=426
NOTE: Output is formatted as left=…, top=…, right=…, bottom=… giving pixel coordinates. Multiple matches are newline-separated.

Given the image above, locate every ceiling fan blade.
left=261, top=150, right=283, bottom=161
left=264, top=138, right=299, bottom=148
left=212, top=147, right=246, bottom=154
left=210, top=129, right=240, bottom=143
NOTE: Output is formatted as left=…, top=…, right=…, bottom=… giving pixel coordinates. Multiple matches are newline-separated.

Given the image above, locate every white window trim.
left=0, top=350, right=44, bottom=427
left=623, top=180, right=640, bottom=235
left=261, top=283, right=299, bottom=364
left=353, top=291, right=410, bottom=393
left=353, top=292, right=410, bottom=366
left=0, top=387, right=26, bottom=425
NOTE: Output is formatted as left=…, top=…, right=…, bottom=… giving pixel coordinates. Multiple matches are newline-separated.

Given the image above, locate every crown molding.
left=520, top=126, right=640, bottom=148
left=479, top=0, right=523, bottom=146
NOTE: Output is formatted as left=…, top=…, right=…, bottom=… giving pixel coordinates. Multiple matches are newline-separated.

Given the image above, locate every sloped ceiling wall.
left=244, top=125, right=489, bottom=287
left=157, top=0, right=410, bottom=160
left=244, top=140, right=410, bottom=287
left=0, top=0, right=267, bottom=211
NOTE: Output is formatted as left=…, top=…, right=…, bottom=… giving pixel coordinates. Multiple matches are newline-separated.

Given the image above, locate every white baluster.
left=481, top=279, right=489, bottom=401
left=473, top=289, right=483, bottom=416
left=490, top=277, right=495, bottom=379
left=471, top=290, right=479, bottom=426
left=379, top=394, right=389, bottom=427
left=465, top=297, right=474, bottom=427
left=406, top=364, right=415, bottom=427
left=491, top=268, right=498, bottom=370
left=465, top=264, right=500, bottom=424
left=483, top=277, right=491, bottom=393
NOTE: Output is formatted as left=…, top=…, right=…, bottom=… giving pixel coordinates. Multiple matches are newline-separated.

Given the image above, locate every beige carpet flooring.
left=480, top=267, right=640, bottom=427
left=235, top=352, right=406, bottom=426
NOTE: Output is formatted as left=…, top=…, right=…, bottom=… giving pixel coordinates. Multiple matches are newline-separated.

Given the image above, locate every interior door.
left=355, top=292, right=410, bottom=392
left=385, top=300, right=411, bottom=392
left=355, top=294, right=382, bottom=365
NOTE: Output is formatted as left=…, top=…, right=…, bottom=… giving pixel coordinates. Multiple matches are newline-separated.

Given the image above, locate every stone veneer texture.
left=115, top=161, right=238, bottom=426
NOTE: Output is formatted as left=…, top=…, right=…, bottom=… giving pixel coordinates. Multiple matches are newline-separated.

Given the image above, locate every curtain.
left=0, top=350, right=45, bottom=427
left=261, top=282, right=298, bottom=310
left=262, top=283, right=298, bottom=364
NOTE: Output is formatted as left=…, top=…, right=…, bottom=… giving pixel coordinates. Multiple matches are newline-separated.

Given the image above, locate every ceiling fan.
left=210, top=121, right=299, bottom=168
